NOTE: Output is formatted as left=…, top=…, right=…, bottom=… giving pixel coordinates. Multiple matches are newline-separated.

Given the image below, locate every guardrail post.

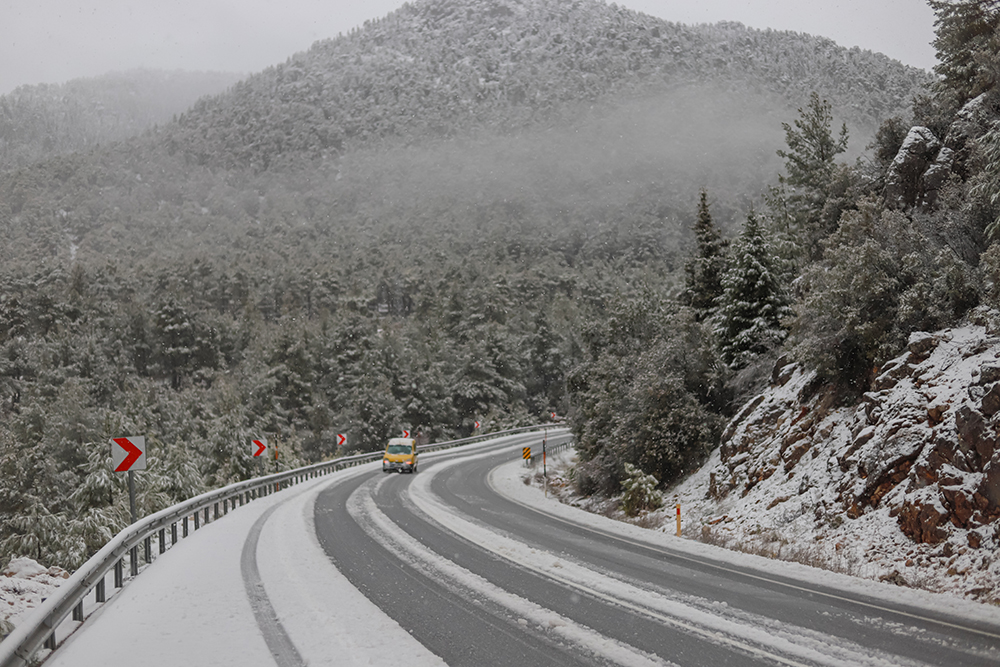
left=159, top=528, right=166, bottom=554
left=203, top=507, right=209, bottom=525
left=194, top=511, right=200, bottom=530
left=114, top=559, right=123, bottom=588
left=214, top=502, right=219, bottom=520
left=130, top=546, right=138, bottom=576
left=144, top=536, right=152, bottom=563
left=223, top=498, right=229, bottom=515
left=44, top=632, right=56, bottom=651
left=96, top=576, right=106, bottom=603
left=173, top=521, right=179, bottom=543
left=73, top=599, right=84, bottom=622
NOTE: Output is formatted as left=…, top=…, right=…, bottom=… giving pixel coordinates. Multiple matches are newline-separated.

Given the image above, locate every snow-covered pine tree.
left=715, top=211, right=790, bottom=367
left=619, top=463, right=663, bottom=517
left=774, top=92, right=849, bottom=260
left=683, top=190, right=729, bottom=320
left=928, top=0, right=1000, bottom=106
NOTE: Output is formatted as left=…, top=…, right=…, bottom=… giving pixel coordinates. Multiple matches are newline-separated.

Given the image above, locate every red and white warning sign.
left=401, top=429, right=410, bottom=438
left=111, top=436, right=146, bottom=472
left=251, top=438, right=268, bottom=457
left=336, top=434, right=347, bottom=447
left=474, top=421, right=481, bottom=430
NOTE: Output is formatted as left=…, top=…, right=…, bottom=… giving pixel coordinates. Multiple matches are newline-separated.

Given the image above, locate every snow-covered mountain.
left=0, top=69, right=241, bottom=171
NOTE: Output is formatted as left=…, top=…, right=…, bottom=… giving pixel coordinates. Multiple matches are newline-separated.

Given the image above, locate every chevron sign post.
left=111, top=436, right=146, bottom=524
left=111, top=436, right=146, bottom=472
left=251, top=438, right=268, bottom=457
left=336, top=433, right=347, bottom=447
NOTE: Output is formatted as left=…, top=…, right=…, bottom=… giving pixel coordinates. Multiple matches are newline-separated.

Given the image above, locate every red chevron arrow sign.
left=251, top=438, right=268, bottom=457
left=111, top=436, right=146, bottom=472
left=336, top=433, right=346, bottom=447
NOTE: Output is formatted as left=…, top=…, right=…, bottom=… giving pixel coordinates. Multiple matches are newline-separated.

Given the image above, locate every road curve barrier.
left=0, top=424, right=564, bottom=667
left=522, top=437, right=574, bottom=465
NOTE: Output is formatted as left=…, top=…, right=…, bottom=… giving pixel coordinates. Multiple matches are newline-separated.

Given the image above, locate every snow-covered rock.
left=671, top=325, right=1000, bottom=603
left=885, top=126, right=941, bottom=209
left=0, top=557, right=68, bottom=640
left=885, top=94, right=1000, bottom=212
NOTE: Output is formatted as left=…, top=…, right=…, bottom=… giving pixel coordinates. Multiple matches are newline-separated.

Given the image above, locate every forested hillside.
left=0, top=0, right=933, bottom=570
left=0, top=70, right=242, bottom=172
left=164, top=0, right=927, bottom=171
left=567, top=0, right=1000, bottom=593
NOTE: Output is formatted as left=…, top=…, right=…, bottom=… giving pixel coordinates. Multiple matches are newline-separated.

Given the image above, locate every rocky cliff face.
left=674, top=318, right=1000, bottom=602
left=886, top=91, right=1000, bottom=212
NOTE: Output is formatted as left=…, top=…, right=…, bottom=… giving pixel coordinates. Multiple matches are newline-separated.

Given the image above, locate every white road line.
left=348, top=474, right=677, bottom=667
left=405, top=452, right=933, bottom=667
left=490, top=456, right=1000, bottom=645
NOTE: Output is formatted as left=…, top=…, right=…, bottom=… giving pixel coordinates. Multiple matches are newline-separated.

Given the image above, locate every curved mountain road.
left=45, top=430, right=1000, bottom=667
left=316, top=431, right=1000, bottom=667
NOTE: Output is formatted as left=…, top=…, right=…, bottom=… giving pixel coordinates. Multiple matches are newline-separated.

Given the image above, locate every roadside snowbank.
left=0, top=557, right=69, bottom=639
left=497, top=455, right=1000, bottom=626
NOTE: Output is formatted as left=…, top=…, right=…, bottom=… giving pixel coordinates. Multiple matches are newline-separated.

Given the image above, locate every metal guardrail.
left=0, top=424, right=563, bottom=667
left=523, top=435, right=574, bottom=464
left=417, top=423, right=565, bottom=454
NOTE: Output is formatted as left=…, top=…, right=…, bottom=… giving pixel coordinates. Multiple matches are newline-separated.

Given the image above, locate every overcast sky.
left=2, top=0, right=938, bottom=96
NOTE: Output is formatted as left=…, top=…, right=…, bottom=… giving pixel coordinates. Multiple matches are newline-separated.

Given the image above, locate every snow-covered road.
left=44, top=431, right=1000, bottom=666
left=47, top=458, right=444, bottom=667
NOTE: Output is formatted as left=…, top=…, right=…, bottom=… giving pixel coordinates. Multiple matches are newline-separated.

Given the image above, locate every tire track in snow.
left=242, top=504, right=307, bottom=667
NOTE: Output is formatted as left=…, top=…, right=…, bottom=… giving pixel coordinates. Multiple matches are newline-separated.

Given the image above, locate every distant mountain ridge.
left=0, top=69, right=242, bottom=172
left=0, top=0, right=933, bottom=269
left=164, top=0, right=930, bottom=172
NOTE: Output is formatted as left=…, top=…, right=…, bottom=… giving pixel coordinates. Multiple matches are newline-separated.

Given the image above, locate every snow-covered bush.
left=620, top=463, right=663, bottom=517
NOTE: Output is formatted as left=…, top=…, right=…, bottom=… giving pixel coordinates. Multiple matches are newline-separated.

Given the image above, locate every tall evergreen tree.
left=715, top=211, right=790, bottom=367
left=773, top=92, right=850, bottom=260
left=683, top=191, right=728, bottom=320
left=929, top=0, right=1000, bottom=105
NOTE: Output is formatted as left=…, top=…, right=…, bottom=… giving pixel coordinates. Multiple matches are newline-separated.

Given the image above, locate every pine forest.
left=1, top=0, right=998, bottom=575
